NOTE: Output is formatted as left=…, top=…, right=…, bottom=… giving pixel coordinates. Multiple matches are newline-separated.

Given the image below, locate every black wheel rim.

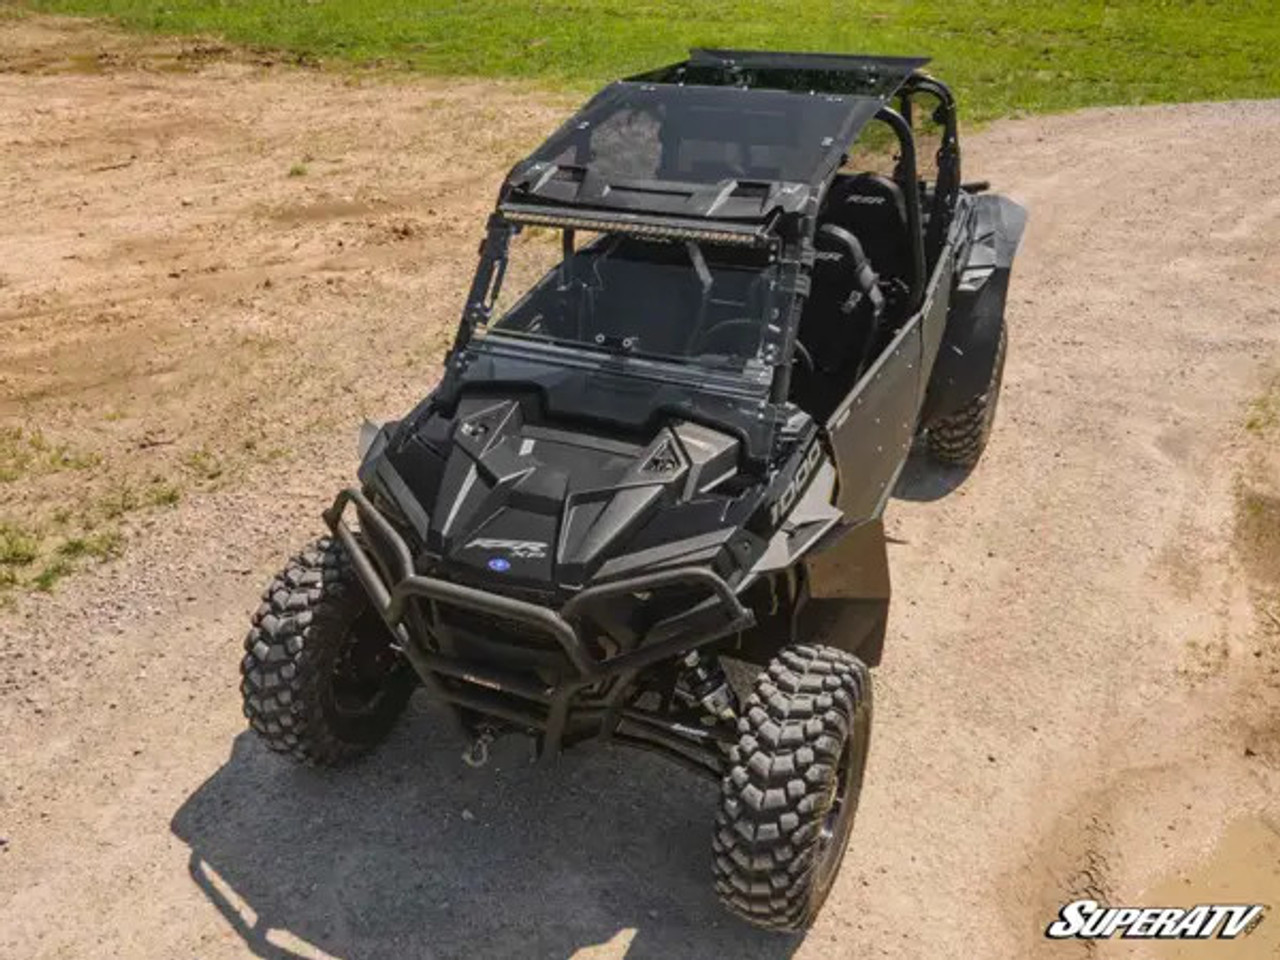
left=809, top=705, right=870, bottom=908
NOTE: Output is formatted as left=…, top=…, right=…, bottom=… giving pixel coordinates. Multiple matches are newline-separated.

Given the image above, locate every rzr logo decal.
left=465, top=537, right=548, bottom=560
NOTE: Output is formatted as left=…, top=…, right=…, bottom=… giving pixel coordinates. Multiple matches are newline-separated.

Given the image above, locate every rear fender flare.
left=920, top=194, right=1026, bottom=427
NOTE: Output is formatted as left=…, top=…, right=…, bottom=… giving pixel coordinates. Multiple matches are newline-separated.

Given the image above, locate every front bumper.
left=322, top=487, right=755, bottom=766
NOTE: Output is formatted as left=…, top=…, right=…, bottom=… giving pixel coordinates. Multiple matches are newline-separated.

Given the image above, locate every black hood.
left=365, top=397, right=757, bottom=592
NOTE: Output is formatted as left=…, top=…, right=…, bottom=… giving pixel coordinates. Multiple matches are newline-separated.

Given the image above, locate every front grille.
left=439, top=605, right=561, bottom=653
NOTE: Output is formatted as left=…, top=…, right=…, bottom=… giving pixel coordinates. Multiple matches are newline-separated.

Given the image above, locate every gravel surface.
left=2, top=16, right=1279, bottom=960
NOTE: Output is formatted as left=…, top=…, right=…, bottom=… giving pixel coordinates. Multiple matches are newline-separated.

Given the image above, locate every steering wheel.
left=793, top=341, right=815, bottom=372
left=691, top=317, right=759, bottom=356
left=692, top=317, right=816, bottom=374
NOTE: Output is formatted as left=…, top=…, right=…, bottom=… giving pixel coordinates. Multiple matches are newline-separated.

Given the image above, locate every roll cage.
left=452, top=50, right=960, bottom=437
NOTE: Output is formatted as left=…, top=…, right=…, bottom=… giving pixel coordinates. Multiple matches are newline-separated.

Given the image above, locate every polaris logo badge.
left=1045, top=899, right=1265, bottom=941
left=465, top=537, right=548, bottom=560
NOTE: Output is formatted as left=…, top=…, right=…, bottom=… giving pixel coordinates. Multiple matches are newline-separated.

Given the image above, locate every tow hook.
left=462, top=726, right=496, bottom=768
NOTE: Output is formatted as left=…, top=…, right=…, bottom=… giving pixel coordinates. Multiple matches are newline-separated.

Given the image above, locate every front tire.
left=713, top=645, right=872, bottom=931
left=927, top=322, right=1007, bottom=467
left=241, top=537, right=415, bottom=766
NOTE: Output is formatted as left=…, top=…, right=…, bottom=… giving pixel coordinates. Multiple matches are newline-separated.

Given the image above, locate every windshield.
left=479, top=226, right=778, bottom=370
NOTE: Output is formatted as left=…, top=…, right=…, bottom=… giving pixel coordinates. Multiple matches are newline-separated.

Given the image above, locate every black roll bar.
left=874, top=105, right=926, bottom=312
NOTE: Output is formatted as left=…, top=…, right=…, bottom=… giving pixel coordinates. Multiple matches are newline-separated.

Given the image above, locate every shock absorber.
left=678, top=651, right=738, bottom=725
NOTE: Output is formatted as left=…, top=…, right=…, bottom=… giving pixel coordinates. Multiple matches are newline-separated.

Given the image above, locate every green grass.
left=0, top=521, right=40, bottom=567
left=181, top=445, right=224, bottom=481
left=56, top=530, right=124, bottom=561
left=147, top=482, right=182, bottom=507
left=1, top=425, right=100, bottom=483
left=22, top=0, right=1280, bottom=119
left=32, top=557, right=73, bottom=592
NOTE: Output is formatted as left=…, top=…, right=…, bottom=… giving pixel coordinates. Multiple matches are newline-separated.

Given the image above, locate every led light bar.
left=500, top=205, right=769, bottom=247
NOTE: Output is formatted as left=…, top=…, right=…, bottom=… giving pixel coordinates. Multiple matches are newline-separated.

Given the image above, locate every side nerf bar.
left=321, top=488, right=754, bottom=683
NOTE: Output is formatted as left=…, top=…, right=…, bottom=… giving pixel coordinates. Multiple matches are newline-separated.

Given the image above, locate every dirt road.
left=2, top=16, right=1279, bottom=960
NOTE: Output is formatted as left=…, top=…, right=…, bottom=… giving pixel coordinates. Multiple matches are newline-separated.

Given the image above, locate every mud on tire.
left=713, top=644, right=872, bottom=931
left=241, top=537, right=415, bottom=766
left=927, top=322, right=1007, bottom=467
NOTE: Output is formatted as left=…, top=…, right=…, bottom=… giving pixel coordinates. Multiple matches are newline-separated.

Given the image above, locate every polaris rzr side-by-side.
left=240, top=49, right=1025, bottom=930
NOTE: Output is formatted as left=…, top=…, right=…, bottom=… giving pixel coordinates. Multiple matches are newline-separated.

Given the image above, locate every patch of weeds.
left=0, top=427, right=32, bottom=482
left=1245, top=379, right=1280, bottom=434
left=99, top=483, right=141, bottom=520
left=57, top=530, right=124, bottom=562
left=33, top=558, right=73, bottom=593
left=148, top=483, right=182, bottom=507
left=0, top=426, right=101, bottom=482
left=288, top=162, right=308, bottom=177
left=182, top=445, right=223, bottom=481
left=1236, top=485, right=1280, bottom=588
left=0, top=522, right=40, bottom=567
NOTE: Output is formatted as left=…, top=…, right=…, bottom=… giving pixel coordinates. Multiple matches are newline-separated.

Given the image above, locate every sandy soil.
left=2, top=15, right=1280, bottom=960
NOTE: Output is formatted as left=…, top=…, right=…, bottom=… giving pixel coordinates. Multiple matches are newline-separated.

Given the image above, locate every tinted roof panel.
left=504, top=50, right=928, bottom=222
left=507, top=84, right=883, bottom=219
left=639, top=48, right=930, bottom=98
left=533, top=83, right=873, bottom=184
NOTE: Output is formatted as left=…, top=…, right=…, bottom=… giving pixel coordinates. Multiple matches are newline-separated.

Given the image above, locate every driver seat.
left=821, top=172, right=912, bottom=312
left=792, top=224, right=886, bottom=418
left=797, top=227, right=882, bottom=376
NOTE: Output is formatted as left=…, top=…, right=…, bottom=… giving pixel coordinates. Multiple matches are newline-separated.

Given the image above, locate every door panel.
left=824, top=315, right=922, bottom=522
left=918, top=243, right=955, bottom=397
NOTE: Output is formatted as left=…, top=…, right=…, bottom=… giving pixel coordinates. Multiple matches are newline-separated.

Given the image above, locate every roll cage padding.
left=816, top=224, right=883, bottom=318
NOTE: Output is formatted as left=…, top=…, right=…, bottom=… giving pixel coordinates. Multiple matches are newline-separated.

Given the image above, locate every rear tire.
left=713, top=644, right=872, bottom=931
left=241, top=537, right=415, bottom=766
left=927, top=322, right=1007, bottom=467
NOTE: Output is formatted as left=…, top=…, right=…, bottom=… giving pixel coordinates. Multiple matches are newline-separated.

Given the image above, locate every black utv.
left=240, top=49, right=1025, bottom=931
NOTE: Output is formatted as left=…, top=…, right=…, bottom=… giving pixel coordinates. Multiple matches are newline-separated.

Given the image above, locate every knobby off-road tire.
left=927, top=322, right=1008, bottom=467
left=241, top=537, right=415, bottom=766
left=713, top=645, right=873, bottom=931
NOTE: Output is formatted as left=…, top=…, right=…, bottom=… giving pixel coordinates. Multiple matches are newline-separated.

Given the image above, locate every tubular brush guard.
left=323, top=488, right=756, bottom=775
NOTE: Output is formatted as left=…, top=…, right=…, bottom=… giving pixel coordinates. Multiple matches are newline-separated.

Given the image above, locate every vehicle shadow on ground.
left=892, top=441, right=974, bottom=503
left=171, top=700, right=799, bottom=960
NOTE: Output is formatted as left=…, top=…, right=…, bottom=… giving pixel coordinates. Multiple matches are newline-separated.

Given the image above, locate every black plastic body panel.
left=825, top=318, right=921, bottom=522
